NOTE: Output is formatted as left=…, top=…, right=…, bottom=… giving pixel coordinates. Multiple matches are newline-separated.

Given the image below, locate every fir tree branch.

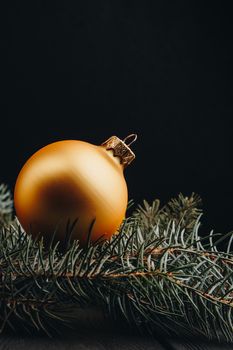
left=0, top=186, right=233, bottom=341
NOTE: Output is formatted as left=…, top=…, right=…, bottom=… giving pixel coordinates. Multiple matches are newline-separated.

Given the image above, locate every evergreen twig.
left=0, top=184, right=13, bottom=224
left=0, top=185, right=233, bottom=341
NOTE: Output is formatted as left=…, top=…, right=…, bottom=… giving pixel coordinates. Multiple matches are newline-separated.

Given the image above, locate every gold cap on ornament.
left=101, top=134, right=137, bottom=168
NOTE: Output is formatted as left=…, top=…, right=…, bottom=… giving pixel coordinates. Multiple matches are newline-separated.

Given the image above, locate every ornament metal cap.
left=101, top=134, right=137, bottom=168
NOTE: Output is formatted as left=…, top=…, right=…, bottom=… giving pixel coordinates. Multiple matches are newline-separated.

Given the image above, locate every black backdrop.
left=2, top=2, right=233, bottom=234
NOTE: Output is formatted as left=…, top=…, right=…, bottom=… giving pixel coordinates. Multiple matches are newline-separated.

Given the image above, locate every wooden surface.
left=0, top=304, right=232, bottom=349
left=0, top=329, right=232, bottom=350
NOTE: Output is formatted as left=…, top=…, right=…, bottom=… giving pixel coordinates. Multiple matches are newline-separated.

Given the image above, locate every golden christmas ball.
left=14, top=135, right=136, bottom=246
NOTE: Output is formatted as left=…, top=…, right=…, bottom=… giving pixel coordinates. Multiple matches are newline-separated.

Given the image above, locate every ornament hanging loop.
left=123, top=134, right=137, bottom=148
left=101, top=134, right=137, bottom=168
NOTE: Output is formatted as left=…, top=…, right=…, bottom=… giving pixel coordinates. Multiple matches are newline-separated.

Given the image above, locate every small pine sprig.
left=0, top=184, right=13, bottom=224
left=134, top=192, right=202, bottom=233
left=0, top=185, right=233, bottom=342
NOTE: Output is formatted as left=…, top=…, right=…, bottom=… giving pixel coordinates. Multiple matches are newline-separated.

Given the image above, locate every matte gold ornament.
left=14, top=134, right=137, bottom=246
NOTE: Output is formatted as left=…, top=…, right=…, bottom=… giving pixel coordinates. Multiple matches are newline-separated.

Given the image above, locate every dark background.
left=2, top=2, right=233, bottom=234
